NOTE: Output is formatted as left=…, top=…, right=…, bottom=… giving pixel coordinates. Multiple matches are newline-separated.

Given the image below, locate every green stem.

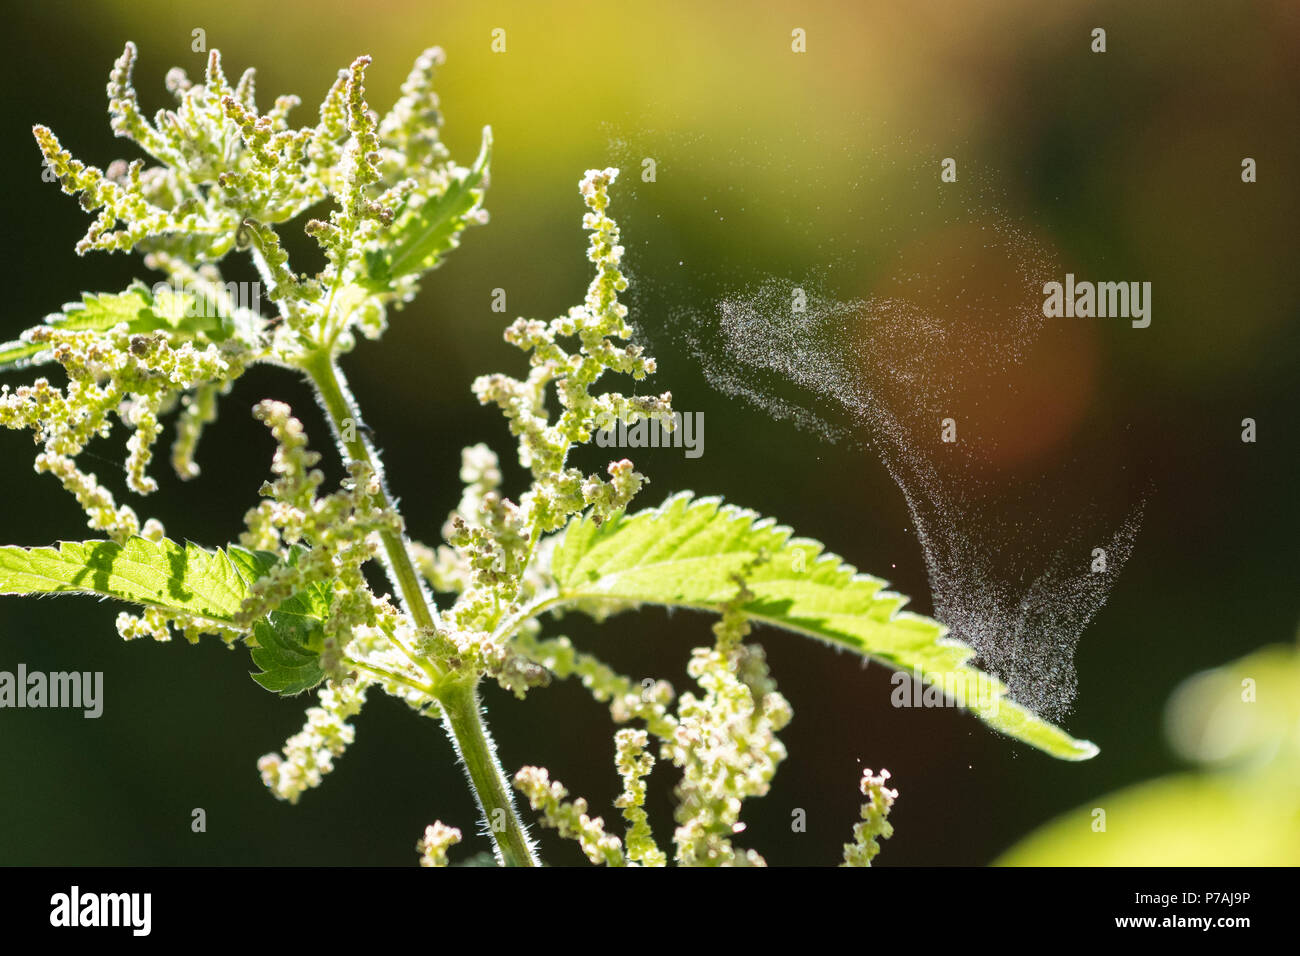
left=300, top=348, right=538, bottom=867
left=439, top=680, right=538, bottom=867
left=301, top=351, right=439, bottom=637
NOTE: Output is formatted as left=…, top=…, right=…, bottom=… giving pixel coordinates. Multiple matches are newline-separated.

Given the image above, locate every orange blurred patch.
left=857, top=222, right=1098, bottom=471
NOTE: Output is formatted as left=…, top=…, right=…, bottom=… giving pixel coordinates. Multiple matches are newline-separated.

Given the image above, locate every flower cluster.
left=258, top=678, right=368, bottom=804
left=842, top=769, right=898, bottom=867
left=471, top=168, right=673, bottom=535
left=513, top=765, right=626, bottom=866
left=417, top=169, right=675, bottom=701
left=9, top=40, right=491, bottom=560
left=35, top=43, right=488, bottom=361
left=513, top=629, right=676, bottom=734
left=0, top=307, right=249, bottom=543
left=511, top=578, right=793, bottom=866
left=613, top=728, right=666, bottom=866
left=664, top=604, right=792, bottom=866
left=416, top=821, right=463, bottom=867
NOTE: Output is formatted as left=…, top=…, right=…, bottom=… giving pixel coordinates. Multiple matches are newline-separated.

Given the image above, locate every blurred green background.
left=0, top=0, right=1296, bottom=865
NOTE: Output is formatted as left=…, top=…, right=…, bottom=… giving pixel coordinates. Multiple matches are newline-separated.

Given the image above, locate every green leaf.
left=0, top=537, right=325, bottom=695
left=0, top=537, right=252, bottom=621
left=360, top=125, right=492, bottom=290
left=0, top=338, right=54, bottom=371
left=550, top=492, right=1098, bottom=761
left=0, top=280, right=234, bottom=372
left=0, top=282, right=183, bottom=372
left=995, top=771, right=1300, bottom=865
left=60, top=282, right=173, bottom=330
left=998, top=642, right=1300, bottom=864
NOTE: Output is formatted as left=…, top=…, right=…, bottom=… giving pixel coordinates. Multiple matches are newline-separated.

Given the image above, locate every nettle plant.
left=0, top=44, right=1095, bottom=867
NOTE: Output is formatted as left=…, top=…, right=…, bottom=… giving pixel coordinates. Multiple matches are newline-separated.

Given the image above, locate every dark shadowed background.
left=0, top=0, right=1296, bottom=865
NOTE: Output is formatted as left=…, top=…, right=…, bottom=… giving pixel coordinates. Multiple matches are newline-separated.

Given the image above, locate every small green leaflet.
left=550, top=492, right=1098, bottom=761
left=360, top=125, right=492, bottom=291
left=228, top=547, right=331, bottom=696
left=0, top=281, right=229, bottom=372
left=0, top=537, right=325, bottom=695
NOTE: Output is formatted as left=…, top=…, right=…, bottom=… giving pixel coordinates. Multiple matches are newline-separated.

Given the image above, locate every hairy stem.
left=301, top=351, right=440, bottom=638
left=301, top=348, right=538, bottom=866
left=438, top=680, right=538, bottom=867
